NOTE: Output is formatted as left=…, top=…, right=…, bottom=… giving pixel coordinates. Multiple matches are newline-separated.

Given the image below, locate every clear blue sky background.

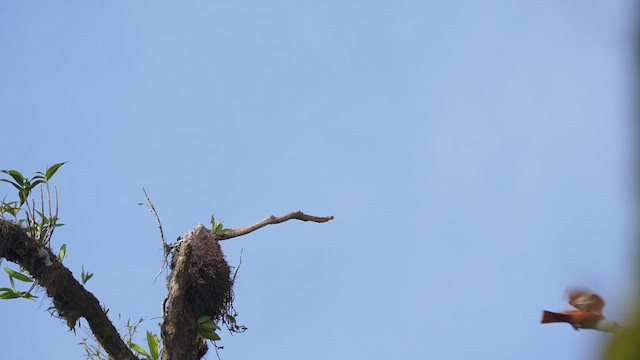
left=0, top=1, right=636, bottom=359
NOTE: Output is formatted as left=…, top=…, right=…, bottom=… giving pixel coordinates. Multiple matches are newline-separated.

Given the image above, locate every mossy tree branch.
left=0, top=219, right=139, bottom=360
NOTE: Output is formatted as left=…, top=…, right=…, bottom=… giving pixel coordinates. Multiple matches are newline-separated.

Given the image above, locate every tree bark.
left=161, top=225, right=205, bottom=360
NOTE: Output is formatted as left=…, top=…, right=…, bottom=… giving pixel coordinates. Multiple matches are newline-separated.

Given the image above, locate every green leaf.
left=30, top=179, right=45, bottom=188
left=0, top=288, right=35, bottom=300
left=0, top=289, right=21, bottom=299
left=128, top=341, right=151, bottom=358
left=197, top=315, right=211, bottom=324
left=1, top=201, right=20, bottom=217
left=45, top=161, right=67, bottom=181
left=81, top=266, right=94, bottom=285
left=226, top=314, right=236, bottom=324
left=198, top=328, right=221, bottom=341
left=19, top=291, right=37, bottom=300
left=146, top=331, right=160, bottom=360
left=18, top=192, right=27, bottom=206
left=199, top=322, right=220, bottom=332
left=58, top=244, right=67, bottom=262
left=197, top=316, right=223, bottom=341
left=21, top=179, right=32, bottom=191
left=0, top=179, right=23, bottom=193
left=1, top=170, right=25, bottom=185
left=4, top=267, right=33, bottom=282
left=35, top=209, right=45, bottom=218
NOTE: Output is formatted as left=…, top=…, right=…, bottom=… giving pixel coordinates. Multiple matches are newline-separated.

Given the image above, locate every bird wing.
left=568, top=289, right=605, bottom=314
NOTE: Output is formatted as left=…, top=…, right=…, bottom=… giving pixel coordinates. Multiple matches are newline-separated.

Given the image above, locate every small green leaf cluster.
left=78, top=338, right=105, bottom=360
left=0, top=161, right=66, bottom=247
left=0, top=162, right=64, bottom=206
left=197, top=313, right=247, bottom=355
left=210, top=214, right=233, bottom=235
left=80, top=316, right=160, bottom=360
left=0, top=267, right=36, bottom=299
left=129, top=331, right=161, bottom=360
left=0, top=162, right=93, bottom=301
left=197, top=315, right=222, bottom=341
left=81, top=266, right=94, bottom=285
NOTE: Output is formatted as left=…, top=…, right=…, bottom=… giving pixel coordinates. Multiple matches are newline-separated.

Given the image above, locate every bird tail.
left=541, top=310, right=570, bottom=324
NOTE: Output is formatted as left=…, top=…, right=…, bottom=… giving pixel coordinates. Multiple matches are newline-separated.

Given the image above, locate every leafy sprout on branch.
left=0, top=161, right=66, bottom=248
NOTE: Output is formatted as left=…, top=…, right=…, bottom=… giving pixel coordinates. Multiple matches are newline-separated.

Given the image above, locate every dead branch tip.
left=217, top=211, right=333, bottom=240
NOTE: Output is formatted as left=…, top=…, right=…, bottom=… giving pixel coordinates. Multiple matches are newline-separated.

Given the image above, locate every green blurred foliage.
left=604, top=300, right=640, bottom=359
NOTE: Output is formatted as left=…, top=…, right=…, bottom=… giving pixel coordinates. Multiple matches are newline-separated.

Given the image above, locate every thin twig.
left=213, top=341, right=222, bottom=360
left=39, top=186, right=45, bottom=245
left=141, top=187, right=166, bottom=247
left=216, top=210, right=334, bottom=241
left=51, top=187, right=59, bottom=243
left=231, top=248, right=243, bottom=283
left=140, top=187, right=169, bottom=283
left=39, top=186, right=45, bottom=244
left=46, top=182, right=52, bottom=236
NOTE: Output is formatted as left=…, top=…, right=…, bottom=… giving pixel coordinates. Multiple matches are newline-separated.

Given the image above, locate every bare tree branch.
left=216, top=210, right=334, bottom=241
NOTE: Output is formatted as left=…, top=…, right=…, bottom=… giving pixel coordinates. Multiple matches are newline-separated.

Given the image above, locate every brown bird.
left=541, top=289, right=620, bottom=332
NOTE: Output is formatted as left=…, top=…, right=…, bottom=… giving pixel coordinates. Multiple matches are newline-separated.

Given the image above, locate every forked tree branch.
left=215, top=210, right=334, bottom=241
left=0, top=207, right=333, bottom=360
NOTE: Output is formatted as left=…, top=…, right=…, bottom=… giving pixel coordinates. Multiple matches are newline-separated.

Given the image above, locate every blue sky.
left=0, top=1, right=636, bottom=359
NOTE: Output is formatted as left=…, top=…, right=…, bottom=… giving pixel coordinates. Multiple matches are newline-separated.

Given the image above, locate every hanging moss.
left=188, top=233, right=233, bottom=321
